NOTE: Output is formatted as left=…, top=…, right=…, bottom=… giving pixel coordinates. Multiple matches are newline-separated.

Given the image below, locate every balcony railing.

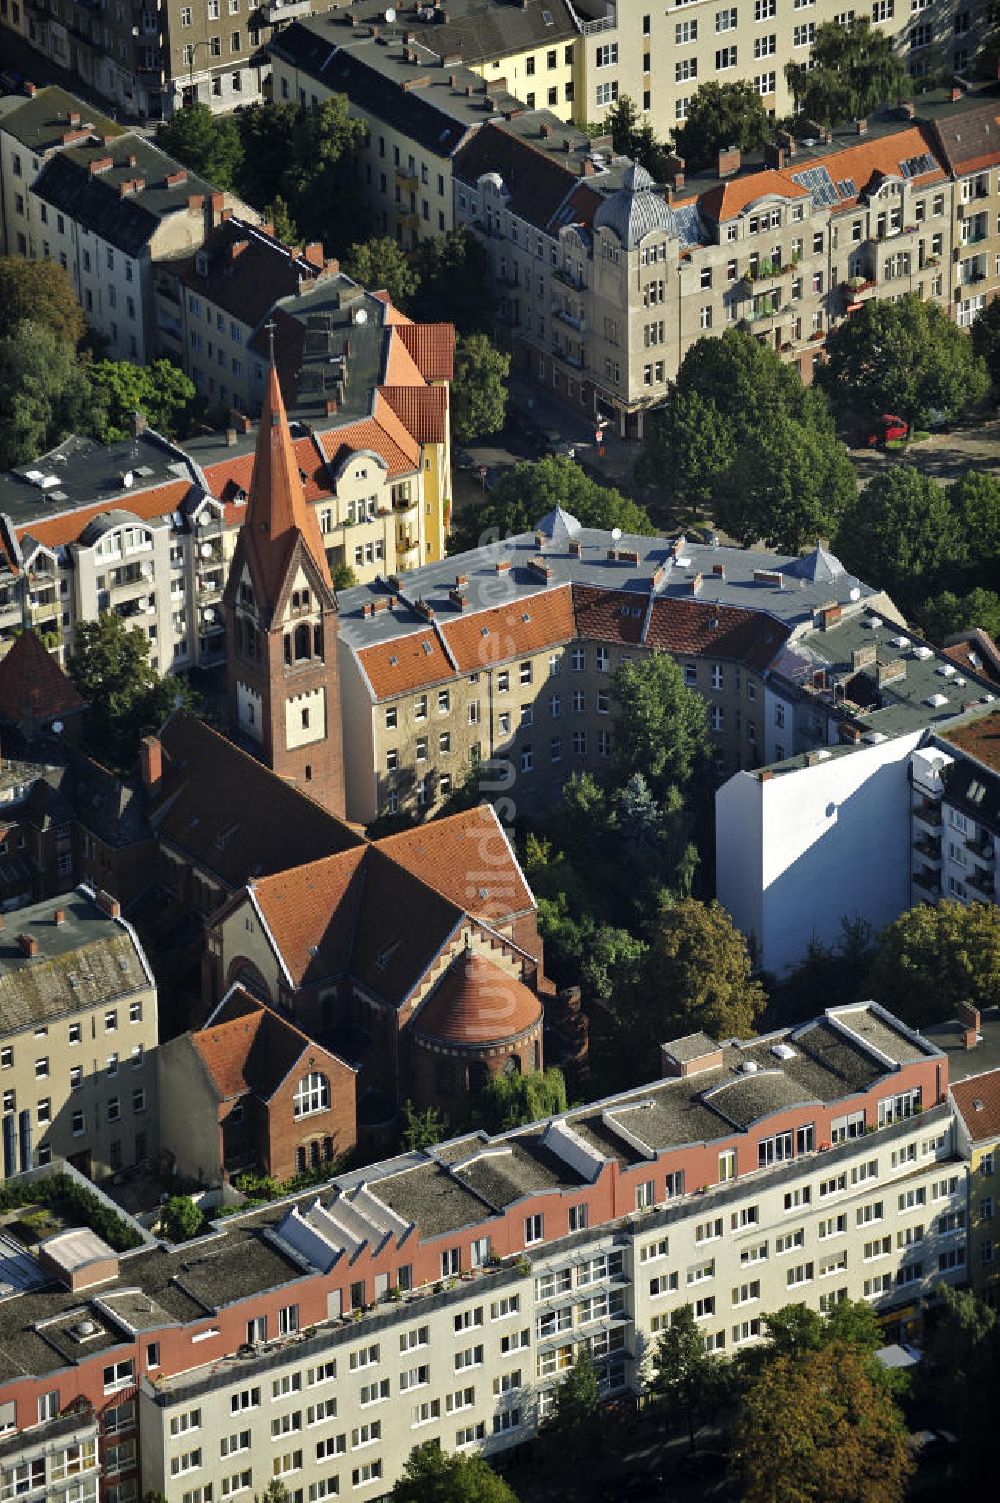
left=913, top=800, right=942, bottom=828
left=912, top=836, right=941, bottom=865
left=967, top=836, right=996, bottom=864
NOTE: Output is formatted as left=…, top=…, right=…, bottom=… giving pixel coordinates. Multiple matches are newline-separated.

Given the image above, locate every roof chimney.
left=53, top=909, right=65, bottom=926
left=17, top=934, right=38, bottom=959
left=95, top=890, right=121, bottom=920
left=717, top=145, right=741, bottom=178
left=140, top=734, right=163, bottom=795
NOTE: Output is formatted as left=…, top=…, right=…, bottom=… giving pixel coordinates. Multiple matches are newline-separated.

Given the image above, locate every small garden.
left=0, top=1173, right=144, bottom=1252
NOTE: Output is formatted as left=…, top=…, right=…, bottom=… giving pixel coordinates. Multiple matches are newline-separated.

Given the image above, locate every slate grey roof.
left=0, top=85, right=119, bottom=153
left=594, top=163, right=676, bottom=249
left=0, top=891, right=148, bottom=1033
left=535, top=505, right=581, bottom=544
left=781, top=543, right=845, bottom=583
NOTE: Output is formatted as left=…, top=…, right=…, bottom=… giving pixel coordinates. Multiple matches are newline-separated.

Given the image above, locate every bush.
left=0, top=1173, right=143, bottom=1251
left=160, top=1195, right=205, bottom=1243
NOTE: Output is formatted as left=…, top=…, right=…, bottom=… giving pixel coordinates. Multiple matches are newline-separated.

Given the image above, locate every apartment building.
left=333, top=507, right=906, bottom=824
left=0, top=885, right=158, bottom=1182
left=0, top=999, right=973, bottom=1499
left=0, top=86, right=248, bottom=362
left=566, top=0, right=989, bottom=141
left=0, top=1408, right=100, bottom=1503
left=950, top=1060, right=1000, bottom=1307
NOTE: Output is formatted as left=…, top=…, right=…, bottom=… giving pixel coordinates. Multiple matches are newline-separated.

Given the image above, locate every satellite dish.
left=122, top=471, right=134, bottom=489
left=849, top=587, right=861, bottom=601
left=204, top=607, right=216, bottom=623
left=385, top=6, right=396, bottom=19
left=200, top=541, right=213, bottom=558
left=611, top=527, right=622, bottom=542
left=355, top=308, right=368, bottom=325
left=51, top=720, right=64, bottom=735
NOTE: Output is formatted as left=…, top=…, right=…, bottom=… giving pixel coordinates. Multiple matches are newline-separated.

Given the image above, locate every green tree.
left=867, top=898, right=1000, bottom=1028
left=920, top=586, right=1000, bottom=645
left=332, top=562, right=358, bottom=592
left=451, top=333, right=510, bottom=443
left=818, top=293, right=990, bottom=430
left=411, top=227, right=492, bottom=334
left=254, top=1483, right=290, bottom=1503
left=68, top=613, right=196, bottom=772
left=156, top=101, right=243, bottom=190
left=915, top=1284, right=998, bottom=1472
left=604, top=95, right=672, bottom=180
left=612, top=652, right=712, bottom=800
left=971, top=293, right=1000, bottom=387
left=671, top=327, right=814, bottom=432
left=0, top=324, right=99, bottom=470
left=733, top=1342, right=912, bottom=1503
left=835, top=466, right=963, bottom=614
left=650, top=1303, right=720, bottom=1452
left=643, top=897, right=767, bottom=1042
left=764, top=1303, right=825, bottom=1357
left=634, top=386, right=737, bottom=516
left=714, top=407, right=856, bottom=550
left=88, top=359, right=196, bottom=442
left=235, top=99, right=368, bottom=254
left=0, top=258, right=85, bottom=346
left=266, top=195, right=299, bottom=247
left=544, top=1349, right=600, bottom=1453
left=400, top=1100, right=444, bottom=1152
left=449, top=455, right=653, bottom=552
left=951, top=470, right=1000, bottom=574
left=479, top=1068, right=567, bottom=1133
left=344, top=236, right=420, bottom=308
left=161, top=1195, right=205, bottom=1242
left=392, top=1444, right=520, bottom=1503
left=674, top=81, right=771, bottom=170
left=785, top=18, right=910, bottom=124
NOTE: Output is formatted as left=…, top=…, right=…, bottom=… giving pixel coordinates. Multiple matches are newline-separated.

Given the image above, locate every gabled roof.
left=645, top=596, right=791, bottom=672
left=453, top=122, right=582, bottom=234
left=395, top=323, right=455, bottom=383
left=173, top=218, right=328, bottom=331
left=193, top=987, right=347, bottom=1103
left=250, top=848, right=368, bottom=985
left=349, top=846, right=464, bottom=1005
left=952, top=1069, right=1000, bottom=1145
left=236, top=365, right=334, bottom=600
left=152, top=711, right=362, bottom=889
left=375, top=804, right=535, bottom=924
left=931, top=102, right=1000, bottom=177
left=17, top=480, right=193, bottom=551
left=356, top=626, right=453, bottom=701
left=0, top=631, right=85, bottom=726
left=202, top=435, right=333, bottom=508
left=440, top=583, right=577, bottom=672
left=379, top=386, right=448, bottom=445
left=412, top=949, right=541, bottom=1047
left=383, top=331, right=427, bottom=387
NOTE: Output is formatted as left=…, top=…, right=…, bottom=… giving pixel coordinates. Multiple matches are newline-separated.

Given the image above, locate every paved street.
left=847, top=415, right=1000, bottom=486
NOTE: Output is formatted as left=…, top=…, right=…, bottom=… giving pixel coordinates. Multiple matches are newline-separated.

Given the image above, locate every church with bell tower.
left=222, top=357, right=346, bottom=818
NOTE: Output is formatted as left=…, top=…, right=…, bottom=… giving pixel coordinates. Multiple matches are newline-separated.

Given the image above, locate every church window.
left=294, top=622, right=311, bottom=661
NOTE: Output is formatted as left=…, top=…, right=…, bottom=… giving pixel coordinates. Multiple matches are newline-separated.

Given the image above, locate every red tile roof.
left=356, top=626, right=453, bottom=701
left=572, top=585, right=647, bottom=646
left=379, top=385, right=448, bottom=445
left=0, top=629, right=85, bottom=724
left=203, top=435, right=333, bottom=508
left=940, top=709, right=1000, bottom=775
left=193, top=986, right=345, bottom=1101
left=645, top=596, right=790, bottom=671
left=376, top=804, right=534, bottom=923
left=396, top=322, right=455, bottom=382
left=18, top=479, right=193, bottom=550
left=319, top=413, right=420, bottom=482
left=441, top=584, right=576, bottom=674
left=251, top=848, right=367, bottom=985
left=940, top=630, right=1000, bottom=689
left=383, top=331, right=427, bottom=387
left=413, top=949, right=541, bottom=1046
left=952, top=1070, right=1000, bottom=1144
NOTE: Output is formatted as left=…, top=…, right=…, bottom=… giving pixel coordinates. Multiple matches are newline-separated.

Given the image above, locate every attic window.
left=376, top=940, right=401, bottom=970
left=481, top=627, right=490, bottom=637
left=521, top=612, right=531, bottom=623
left=421, top=641, right=432, bottom=655
left=968, top=780, right=987, bottom=804
left=975, top=1099, right=985, bottom=1112
left=389, top=655, right=398, bottom=666
left=542, top=7, right=553, bottom=21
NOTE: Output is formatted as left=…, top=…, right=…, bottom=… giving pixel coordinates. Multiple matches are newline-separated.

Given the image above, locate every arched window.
left=503, top=1054, right=521, bottom=1078
left=284, top=634, right=292, bottom=667
left=293, top=1072, right=330, bottom=1119
left=313, top=622, right=323, bottom=659
left=294, top=622, right=311, bottom=661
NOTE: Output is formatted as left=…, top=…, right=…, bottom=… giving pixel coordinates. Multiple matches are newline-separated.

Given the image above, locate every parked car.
left=866, top=413, right=909, bottom=447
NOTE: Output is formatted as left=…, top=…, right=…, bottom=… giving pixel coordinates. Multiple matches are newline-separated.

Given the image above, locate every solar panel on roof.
left=673, top=203, right=703, bottom=247
left=836, top=178, right=856, bottom=199
left=899, top=153, right=937, bottom=179
left=790, top=165, right=839, bottom=206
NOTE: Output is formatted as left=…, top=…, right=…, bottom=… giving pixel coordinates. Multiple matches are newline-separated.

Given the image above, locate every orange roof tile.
left=251, top=847, right=367, bottom=985
left=572, top=584, right=647, bottom=647
left=646, top=596, right=790, bottom=671
left=952, top=1070, right=1000, bottom=1144
left=441, top=584, right=576, bottom=674
left=376, top=804, right=535, bottom=923
left=203, top=435, right=334, bottom=507
left=413, top=950, right=541, bottom=1046
left=0, top=629, right=86, bottom=724
left=371, top=392, right=424, bottom=468
left=357, top=626, right=453, bottom=701
left=701, top=169, right=810, bottom=222
left=379, top=385, right=448, bottom=445
left=383, top=330, right=426, bottom=387
left=318, top=413, right=420, bottom=482
left=193, top=987, right=339, bottom=1100
left=396, top=322, right=456, bottom=382
left=18, top=479, right=192, bottom=550
left=940, top=709, right=1000, bottom=775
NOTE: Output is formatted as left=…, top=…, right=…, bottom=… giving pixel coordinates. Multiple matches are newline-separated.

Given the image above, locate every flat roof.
left=0, top=432, right=194, bottom=537
left=926, top=1009, right=1000, bottom=1083
left=939, top=708, right=1000, bottom=775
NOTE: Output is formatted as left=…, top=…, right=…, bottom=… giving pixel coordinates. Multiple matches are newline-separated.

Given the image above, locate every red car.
left=867, top=413, right=909, bottom=447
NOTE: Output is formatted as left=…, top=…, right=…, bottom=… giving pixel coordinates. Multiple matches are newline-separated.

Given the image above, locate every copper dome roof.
left=413, top=953, right=542, bottom=1047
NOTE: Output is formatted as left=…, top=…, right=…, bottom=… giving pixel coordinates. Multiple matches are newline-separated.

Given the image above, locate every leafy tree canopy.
left=392, top=1444, right=520, bottom=1503
left=634, top=385, right=737, bottom=517
left=650, top=1302, right=723, bottom=1451
left=157, top=102, right=243, bottom=190
left=0, top=324, right=100, bottom=470
left=818, top=292, right=990, bottom=429
left=867, top=898, right=1000, bottom=1028
left=543, top=1349, right=600, bottom=1456
left=604, top=95, right=673, bottom=180
left=972, top=292, right=1000, bottom=386
left=344, top=237, right=420, bottom=309
left=733, top=1341, right=913, bottom=1503
left=674, top=82, right=771, bottom=170
left=451, top=332, right=510, bottom=444
left=88, top=359, right=196, bottom=443
left=919, top=586, right=1000, bottom=646
left=160, top=1195, right=205, bottom=1242
left=612, top=652, right=713, bottom=800
left=480, top=1068, right=567, bottom=1133
left=410, top=227, right=493, bottom=334
left=834, top=465, right=964, bottom=615
left=644, top=897, right=767, bottom=1043
left=0, top=258, right=85, bottom=346
left=785, top=19, right=910, bottom=125
left=400, top=1100, right=444, bottom=1152
left=448, top=455, right=653, bottom=554
left=915, top=1284, right=998, bottom=1471
left=331, top=562, right=359, bottom=593
left=68, top=613, right=197, bottom=772
left=715, top=406, right=856, bottom=550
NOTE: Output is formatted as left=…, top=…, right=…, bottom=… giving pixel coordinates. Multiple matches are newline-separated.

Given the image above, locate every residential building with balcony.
left=0, top=884, right=158, bottom=1182
left=0, top=87, right=251, bottom=362
left=950, top=1059, right=1000, bottom=1307
left=0, top=999, right=974, bottom=1500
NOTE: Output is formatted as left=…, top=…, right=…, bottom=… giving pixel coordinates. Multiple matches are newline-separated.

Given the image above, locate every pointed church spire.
left=243, top=358, right=333, bottom=596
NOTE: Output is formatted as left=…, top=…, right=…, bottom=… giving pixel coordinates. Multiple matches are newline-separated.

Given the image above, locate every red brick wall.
left=263, top=1045, right=357, bottom=1179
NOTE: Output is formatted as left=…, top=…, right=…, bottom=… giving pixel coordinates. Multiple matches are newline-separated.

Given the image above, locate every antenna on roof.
left=265, top=318, right=277, bottom=367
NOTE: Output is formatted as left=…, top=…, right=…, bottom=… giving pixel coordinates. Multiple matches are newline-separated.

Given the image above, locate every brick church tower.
left=222, top=362, right=346, bottom=817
